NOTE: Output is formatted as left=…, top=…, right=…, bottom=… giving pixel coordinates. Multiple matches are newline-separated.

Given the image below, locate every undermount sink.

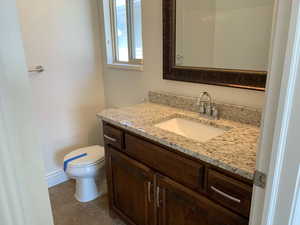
left=154, top=118, right=226, bottom=142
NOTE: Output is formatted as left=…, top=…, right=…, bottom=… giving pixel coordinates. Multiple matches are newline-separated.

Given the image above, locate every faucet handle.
left=196, top=95, right=203, bottom=105
left=199, top=102, right=205, bottom=114
left=205, top=103, right=212, bottom=116
left=212, top=104, right=219, bottom=119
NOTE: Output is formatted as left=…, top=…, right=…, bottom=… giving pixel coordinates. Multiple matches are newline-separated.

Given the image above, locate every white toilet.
left=63, top=145, right=105, bottom=202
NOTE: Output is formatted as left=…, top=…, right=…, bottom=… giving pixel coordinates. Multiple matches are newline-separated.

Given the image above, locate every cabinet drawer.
left=207, top=169, right=252, bottom=217
left=103, top=123, right=124, bottom=150
left=125, top=134, right=204, bottom=191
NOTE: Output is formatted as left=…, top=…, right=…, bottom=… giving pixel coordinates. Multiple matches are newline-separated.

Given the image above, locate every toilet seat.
left=68, top=159, right=105, bottom=169
left=64, top=145, right=105, bottom=169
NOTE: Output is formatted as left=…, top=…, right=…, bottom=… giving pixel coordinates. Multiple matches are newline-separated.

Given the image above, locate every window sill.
left=106, top=63, right=144, bottom=71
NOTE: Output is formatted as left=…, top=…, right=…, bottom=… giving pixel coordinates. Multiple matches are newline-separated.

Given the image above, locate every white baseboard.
left=46, top=169, right=70, bottom=188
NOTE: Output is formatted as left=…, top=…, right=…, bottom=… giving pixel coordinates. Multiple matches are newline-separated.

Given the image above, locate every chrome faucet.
left=197, top=92, right=219, bottom=119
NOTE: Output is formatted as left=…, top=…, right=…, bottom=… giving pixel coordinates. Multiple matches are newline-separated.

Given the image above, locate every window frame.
left=103, top=0, right=143, bottom=68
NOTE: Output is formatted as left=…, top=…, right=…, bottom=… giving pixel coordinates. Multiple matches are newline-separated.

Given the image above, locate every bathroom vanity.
left=98, top=92, right=261, bottom=225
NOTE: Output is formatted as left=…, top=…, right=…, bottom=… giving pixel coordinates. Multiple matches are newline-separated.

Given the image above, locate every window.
left=103, top=0, right=143, bottom=67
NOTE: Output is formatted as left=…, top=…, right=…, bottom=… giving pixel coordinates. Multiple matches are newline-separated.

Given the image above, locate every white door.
left=250, top=0, right=300, bottom=224
left=0, top=0, right=53, bottom=225
left=268, top=76, right=300, bottom=224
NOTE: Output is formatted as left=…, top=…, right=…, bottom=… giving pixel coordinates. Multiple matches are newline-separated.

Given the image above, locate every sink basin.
left=155, top=118, right=226, bottom=142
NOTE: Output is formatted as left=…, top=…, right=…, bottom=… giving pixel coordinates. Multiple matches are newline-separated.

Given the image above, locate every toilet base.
left=74, top=177, right=100, bottom=202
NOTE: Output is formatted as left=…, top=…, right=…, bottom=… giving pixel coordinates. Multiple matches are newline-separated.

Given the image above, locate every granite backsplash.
left=149, top=91, right=262, bottom=127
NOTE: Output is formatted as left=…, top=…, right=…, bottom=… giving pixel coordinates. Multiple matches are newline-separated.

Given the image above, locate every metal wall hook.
left=28, top=65, right=44, bottom=73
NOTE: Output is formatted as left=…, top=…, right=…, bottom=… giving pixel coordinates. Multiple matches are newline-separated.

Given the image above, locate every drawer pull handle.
left=156, top=186, right=160, bottom=208
left=147, top=182, right=152, bottom=203
left=104, top=135, right=117, bottom=142
left=211, top=186, right=241, bottom=203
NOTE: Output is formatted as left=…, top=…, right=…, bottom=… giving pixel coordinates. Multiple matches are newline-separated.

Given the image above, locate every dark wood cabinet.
left=103, top=122, right=252, bottom=225
left=207, top=169, right=252, bottom=217
left=157, top=175, right=210, bottom=225
left=125, top=134, right=205, bottom=191
left=157, top=175, right=248, bottom=225
left=103, top=123, right=124, bottom=150
left=106, top=146, right=155, bottom=225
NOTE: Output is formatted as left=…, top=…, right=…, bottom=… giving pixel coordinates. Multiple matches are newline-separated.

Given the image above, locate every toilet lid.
left=64, top=145, right=105, bottom=168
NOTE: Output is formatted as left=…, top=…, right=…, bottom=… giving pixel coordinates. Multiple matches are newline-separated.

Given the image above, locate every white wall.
left=100, top=0, right=265, bottom=109
left=16, top=0, right=106, bottom=185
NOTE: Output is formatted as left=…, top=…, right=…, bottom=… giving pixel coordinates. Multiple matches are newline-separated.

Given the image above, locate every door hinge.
left=254, top=170, right=267, bottom=188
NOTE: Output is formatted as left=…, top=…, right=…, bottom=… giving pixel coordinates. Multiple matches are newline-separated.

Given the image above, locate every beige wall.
left=16, top=0, right=106, bottom=180
left=100, top=0, right=265, bottom=109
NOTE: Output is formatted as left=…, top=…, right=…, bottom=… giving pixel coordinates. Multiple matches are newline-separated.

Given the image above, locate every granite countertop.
left=97, top=103, right=260, bottom=180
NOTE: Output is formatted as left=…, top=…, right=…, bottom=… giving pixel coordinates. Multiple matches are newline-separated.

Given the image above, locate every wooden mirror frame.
left=163, top=0, right=267, bottom=91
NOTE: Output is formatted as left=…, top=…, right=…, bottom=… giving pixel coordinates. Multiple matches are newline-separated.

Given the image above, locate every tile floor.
left=49, top=180, right=125, bottom=225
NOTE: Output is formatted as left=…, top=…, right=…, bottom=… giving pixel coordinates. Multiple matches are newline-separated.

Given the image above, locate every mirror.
left=163, top=0, right=275, bottom=90
left=175, top=0, right=274, bottom=70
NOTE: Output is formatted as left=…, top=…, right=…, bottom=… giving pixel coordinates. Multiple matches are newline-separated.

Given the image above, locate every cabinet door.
left=157, top=175, right=210, bottom=225
left=106, top=146, right=155, bottom=225
left=157, top=175, right=248, bottom=225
